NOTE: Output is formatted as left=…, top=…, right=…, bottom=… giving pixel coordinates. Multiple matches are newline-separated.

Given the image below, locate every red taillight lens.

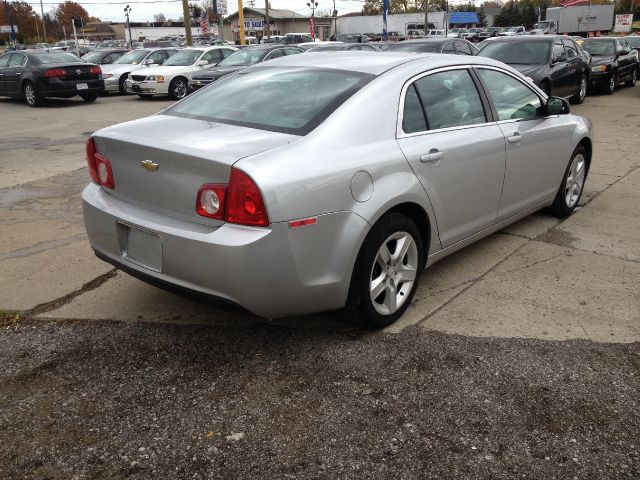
left=195, top=184, right=227, bottom=220
left=195, top=168, right=269, bottom=226
left=226, top=168, right=269, bottom=227
left=44, top=68, right=67, bottom=78
left=86, top=137, right=114, bottom=189
left=90, top=66, right=102, bottom=75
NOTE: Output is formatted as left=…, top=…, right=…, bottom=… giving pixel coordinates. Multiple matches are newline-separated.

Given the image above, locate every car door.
left=396, top=67, right=506, bottom=247
left=476, top=67, right=573, bottom=219
left=549, top=40, right=572, bottom=96
left=562, top=38, right=583, bottom=89
left=0, top=54, right=11, bottom=94
left=5, top=53, right=27, bottom=94
left=616, top=39, right=633, bottom=80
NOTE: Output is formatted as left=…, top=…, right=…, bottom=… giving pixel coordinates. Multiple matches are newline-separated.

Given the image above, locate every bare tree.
left=153, top=13, right=167, bottom=22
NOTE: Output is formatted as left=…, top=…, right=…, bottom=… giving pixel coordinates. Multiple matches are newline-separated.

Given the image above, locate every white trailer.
left=533, top=5, right=614, bottom=35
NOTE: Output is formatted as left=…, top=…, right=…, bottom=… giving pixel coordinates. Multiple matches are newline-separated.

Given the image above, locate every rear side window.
left=168, top=67, right=373, bottom=135
left=477, top=69, right=542, bottom=121
left=0, top=54, right=9, bottom=67
left=407, top=69, right=486, bottom=131
left=455, top=41, right=473, bottom=55
left=9, top=54, right=26, bottom=67
left=402, top=84, right=427, bottom=133
left=562, top=39, right=577, bottom=58
left=442, top=43, right=456, bottom=54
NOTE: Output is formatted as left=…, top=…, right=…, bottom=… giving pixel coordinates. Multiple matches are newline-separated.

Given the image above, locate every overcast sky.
left=22, top=0, right=476, bottom=23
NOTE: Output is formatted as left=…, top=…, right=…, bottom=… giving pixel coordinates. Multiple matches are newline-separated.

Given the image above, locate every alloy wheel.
left=565, top=153, right=586, bottom=208
left=369, top=231, right=418, bottom=315
left=24, top=84, right=35, bottom=105
left=578, top=77, right=587, bottom=102
left=173, top=80, right=187, bottom=99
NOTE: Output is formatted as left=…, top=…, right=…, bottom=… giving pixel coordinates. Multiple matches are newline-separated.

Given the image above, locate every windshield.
left=583, top=40, right=615, bottom=56
left=115, top=50, right=150, bottom=64
left=34, top=52, right=82, bottom=64
left=219, top=49, right=265, bottom=66
left=163, top=50, right=203, bottom=66
left=479, top=41, right=550, bottom=64
left=168, top=67, right=373, bottom=135
left=81, top=51, right=105, bottom=63
left=388, top=42, right=442, bottom=53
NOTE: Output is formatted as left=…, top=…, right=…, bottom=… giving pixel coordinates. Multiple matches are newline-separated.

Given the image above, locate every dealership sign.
left=0, top=25, right=19, bottom=33
left=216, top=0, right=227, bottom=15
left=244, top=17, right=265, bottom=31
left=614, top=14, right=633, bottom=32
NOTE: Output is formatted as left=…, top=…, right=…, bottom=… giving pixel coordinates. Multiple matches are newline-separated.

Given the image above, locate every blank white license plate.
left=76, top=83, right=89, bottom=90
left=118, top=223, right=162, bottom=272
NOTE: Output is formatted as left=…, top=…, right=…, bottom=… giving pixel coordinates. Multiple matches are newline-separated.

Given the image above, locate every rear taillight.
left=195, top=168, right=269, bottom=227
left=86, top=137, right=114, bottom=189
left=90, top=66, right=102, bottom=75
left=44, top=68, right=67, bottom=77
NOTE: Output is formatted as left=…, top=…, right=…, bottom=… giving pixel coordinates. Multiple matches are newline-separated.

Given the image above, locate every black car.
left=626, top=35, right=640, bottom=54
left=307, top=43, right=378, bottom=52
left=582, top=37, right=638, bottom=94
left=188, top=44, right=303, bottom=93
left=476, top=27, right=503, bottom=42
left=0, top=50, right=104, bottom=107
left=81, top=48, right=129, bottom=65
left=386, top=37, right=479, bottom=56
left=478, top=36, right=589, bottom=104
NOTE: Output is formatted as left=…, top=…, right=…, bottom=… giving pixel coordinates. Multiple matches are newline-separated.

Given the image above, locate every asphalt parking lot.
left=1, top=89, right=639, bottom=479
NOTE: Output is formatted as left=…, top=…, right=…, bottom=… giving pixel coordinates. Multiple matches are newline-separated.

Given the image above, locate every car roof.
left=398, top=37, right=456, bottom=44
left=256, top=51, right=516, bottom=75
left=484, top=35, right=560, bottom=42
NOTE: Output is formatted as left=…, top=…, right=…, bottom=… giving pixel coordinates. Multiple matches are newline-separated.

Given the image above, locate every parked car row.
left=1, top=35, right=638, bottom=107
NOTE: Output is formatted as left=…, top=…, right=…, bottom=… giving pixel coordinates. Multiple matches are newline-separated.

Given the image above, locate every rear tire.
left=118, top=74, right=129, bottom=94
left=344, top=213, right=423, bottom=329
left=81, top=93, right=98, bottom=102
left=570, top=74, right=587, bottom=104
left=547, top=145, right=588, bottom=218
left=625, top=69, right=637, bottom=87
left=23, top=81, right=43, bottom=107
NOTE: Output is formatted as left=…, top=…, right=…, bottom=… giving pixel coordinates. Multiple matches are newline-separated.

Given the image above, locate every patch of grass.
left=0, top=311, right=22, bottom=330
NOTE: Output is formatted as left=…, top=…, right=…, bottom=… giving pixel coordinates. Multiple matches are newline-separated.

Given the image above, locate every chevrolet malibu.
left=83, top=53, right=593, bottom=327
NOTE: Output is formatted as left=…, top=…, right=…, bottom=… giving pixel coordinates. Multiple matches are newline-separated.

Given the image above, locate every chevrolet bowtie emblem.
left=140, top=160, right=159, bottom=172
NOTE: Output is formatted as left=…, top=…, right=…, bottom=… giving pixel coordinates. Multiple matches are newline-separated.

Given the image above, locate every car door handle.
left=420, top=149, right=444, bottom=164
left=507, top=132, right=521, bottom=145
left=15, top=72, right=21, bottom=76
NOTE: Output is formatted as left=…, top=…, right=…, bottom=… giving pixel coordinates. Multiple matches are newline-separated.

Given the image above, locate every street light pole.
left=306, top=1, right=318, bottom=40
left=39, top=0, right=47, bottom=42
left=424, top=0, right=429, bottom=34
left=124, top=5, right=132, bottom=47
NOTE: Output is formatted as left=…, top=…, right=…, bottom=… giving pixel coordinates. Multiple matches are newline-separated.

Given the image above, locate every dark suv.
left=478, top=35, right=590, bottom=104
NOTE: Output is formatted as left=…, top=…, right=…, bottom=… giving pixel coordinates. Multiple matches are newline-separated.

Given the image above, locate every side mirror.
left=142, top=58, right=155, bottom=65
left=553, top=54, right=568, bottom=64
left=545, top=96, right=570, bottom=115
left=196, top=60, right=209, bottom=67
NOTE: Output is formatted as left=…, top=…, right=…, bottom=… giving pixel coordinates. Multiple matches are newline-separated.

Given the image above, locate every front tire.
left=81, top=93, right=98, bottom=102
left=119, top=74, right=129, bottom=94
left=168, top=78, right=188, bottom=100
left=570, top=74, right=587, bottom=104
left=604, top=72, right=617, bottom=95
left=547, top=145, right=588, bottom=218
left=23, top=81, right=43, bottom=107
left=345, top=213, right=423, bottom=329
left=625, top=69, right=637, bottom=87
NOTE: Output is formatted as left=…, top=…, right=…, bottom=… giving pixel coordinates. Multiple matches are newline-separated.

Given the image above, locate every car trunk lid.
left=92, top=114, right=299, bottom=225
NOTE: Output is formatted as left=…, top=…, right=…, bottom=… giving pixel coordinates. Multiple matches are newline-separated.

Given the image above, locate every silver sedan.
left=82, top=53, right=593, bottom=327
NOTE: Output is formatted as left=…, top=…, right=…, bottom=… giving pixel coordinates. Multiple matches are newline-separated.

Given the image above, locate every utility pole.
left=181, top=0, right=193, bottom=45
left=237, top=0, right=246, bottom=45
left=35, top=14, right=40, bottom=43
left=39, top=0, right=47, bottom=42
left=265, top=0, right=270, bottom=40
left=306, top=1, right=318, bottom=39
left=423, top=0, right=428, bottom=34
left=124, top=5, right=132, bottom=47
left=72, top=17, right=80, bottom=56
left=333, top=0, right=337, bottom=38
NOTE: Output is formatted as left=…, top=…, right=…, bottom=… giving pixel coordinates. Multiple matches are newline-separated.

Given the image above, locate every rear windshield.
left=167, top=67, right=373, bottom=135
left=115, top=50, right=150, bottom=64
left=582, top=40, right=615, bottom=56
left=33, top=52, right=82, bottom=64
left=478, top=41, right=550, bottom=64
left=82, top=51, right=105, bottom=63
left=387, top=42, right=442, bottom=53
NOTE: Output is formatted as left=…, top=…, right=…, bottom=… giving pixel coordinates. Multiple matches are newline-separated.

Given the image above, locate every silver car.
left=82, top=53, right=593, bottom=327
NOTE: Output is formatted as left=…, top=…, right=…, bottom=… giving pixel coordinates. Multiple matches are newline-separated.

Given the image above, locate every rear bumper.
left=82, top=183, right=368, bottom=318
left=103, top=76, right=121, bottom=92
left=37, top=77, right=104, bottom=96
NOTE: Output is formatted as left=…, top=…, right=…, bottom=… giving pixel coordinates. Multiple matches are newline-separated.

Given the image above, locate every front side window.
left=477, top=69, right=542, bottom=121
left=562, top=39, right=578, bottom=58
left=219, top=49, right=265, bottom=66
left=163, top=50, right=204, bottom=66
left=265, top=49, right=284, bottom=60
left=168, top=67, right=373, bottom=135
left=553, top=41, right=565, bottom=60
left=82, top=51, right=104, bottom=63
left=9, top=54, right=26, bottom=67
left=410, top=69, right=486, bottom=131
left=115, top=50, right=150, bottom=64
left=0, top=54, right=10, bottom=68
left=203, top=49, right=223, bottom=64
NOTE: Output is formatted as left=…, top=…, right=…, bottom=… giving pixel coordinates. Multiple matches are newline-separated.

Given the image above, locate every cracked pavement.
left=0, top=88, right=639, bottom=479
